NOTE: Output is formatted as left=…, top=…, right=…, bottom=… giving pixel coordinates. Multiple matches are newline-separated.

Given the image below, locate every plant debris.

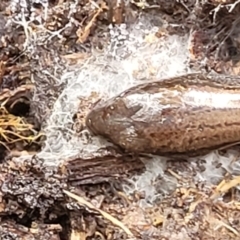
left=2, top=0, right=240, bottom=240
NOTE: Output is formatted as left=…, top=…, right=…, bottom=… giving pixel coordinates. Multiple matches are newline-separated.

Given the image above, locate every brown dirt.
left=1, top=0, right=240, bottom=239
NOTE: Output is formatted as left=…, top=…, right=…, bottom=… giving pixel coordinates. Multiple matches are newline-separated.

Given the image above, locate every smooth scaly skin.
left=86, top=73, right=240, bottom=157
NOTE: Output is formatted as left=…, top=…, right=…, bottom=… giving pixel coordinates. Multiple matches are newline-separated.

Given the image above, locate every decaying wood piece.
left=0, top=220, right=62, bottom=240
left=62, top=154, right=146, bottom=186
left=107, top=0, right=125, bottom=24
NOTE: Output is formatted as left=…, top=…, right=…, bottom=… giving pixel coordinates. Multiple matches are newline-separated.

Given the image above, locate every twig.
left=63, top=190, right=134, bottom=236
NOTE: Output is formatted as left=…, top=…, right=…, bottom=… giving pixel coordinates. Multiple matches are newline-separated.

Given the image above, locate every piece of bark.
left=0, top=220, right=61, bottom=240
left=62, top=154, right=145, bottom=186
